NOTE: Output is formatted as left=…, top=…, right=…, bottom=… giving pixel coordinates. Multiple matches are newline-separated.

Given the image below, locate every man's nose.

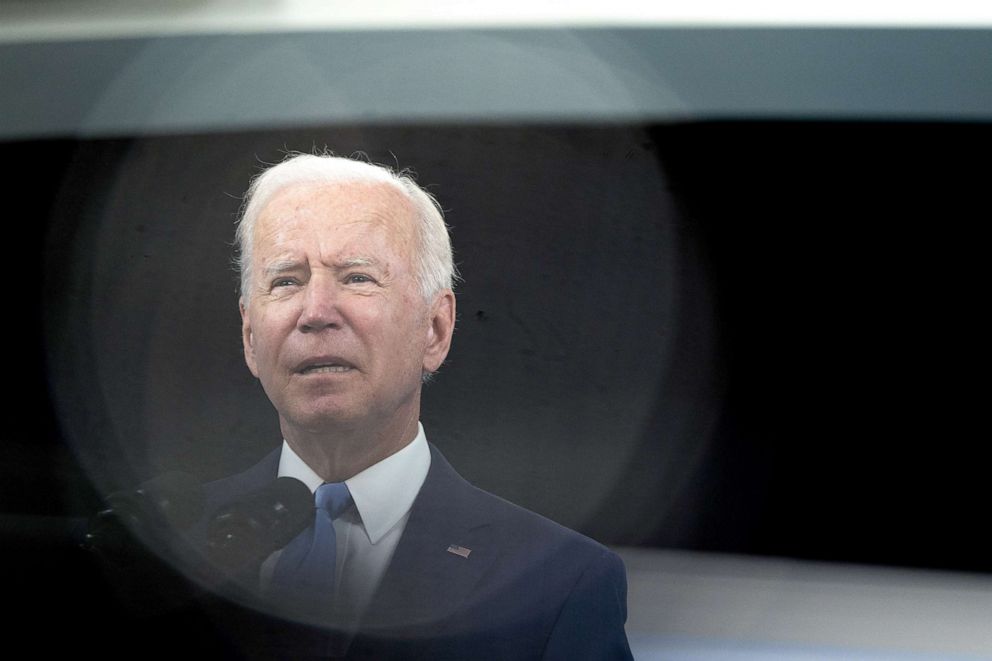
left=298, top=276, right=342, bottom=332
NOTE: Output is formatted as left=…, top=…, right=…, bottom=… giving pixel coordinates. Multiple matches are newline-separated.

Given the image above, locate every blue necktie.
left=269, top=482, right=352, bottom=620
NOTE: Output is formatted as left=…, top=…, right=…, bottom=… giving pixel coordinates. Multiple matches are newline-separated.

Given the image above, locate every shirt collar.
left=277, top=422, right=432, bottom=544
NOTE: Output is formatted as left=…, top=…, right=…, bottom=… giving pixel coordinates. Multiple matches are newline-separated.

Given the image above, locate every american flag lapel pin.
left=447, top=544, right=472, bottom=558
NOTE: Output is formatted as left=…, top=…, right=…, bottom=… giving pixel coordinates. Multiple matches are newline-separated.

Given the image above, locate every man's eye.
left=272, top=278, right=299, bottom=288
left=346, top=274, right=374, bottom=285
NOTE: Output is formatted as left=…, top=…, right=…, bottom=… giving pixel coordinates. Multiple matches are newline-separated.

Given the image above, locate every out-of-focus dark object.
left=80, top=471, right=206, bottom=619
left=83, top=471, right=204, bottom=561
left=206, top=476, right=313, bottom=576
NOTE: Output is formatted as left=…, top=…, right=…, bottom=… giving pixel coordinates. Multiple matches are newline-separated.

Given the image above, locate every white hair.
left=235, top=152, right=456, bottom=303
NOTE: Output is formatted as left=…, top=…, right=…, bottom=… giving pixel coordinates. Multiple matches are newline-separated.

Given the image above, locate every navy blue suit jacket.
left=197, top=444, right=632, bottom=660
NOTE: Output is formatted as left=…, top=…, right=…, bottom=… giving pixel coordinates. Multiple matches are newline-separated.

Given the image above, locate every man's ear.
left=423, top=289, right=456, bottom=374
left=240, top=297, right=259, bottom=378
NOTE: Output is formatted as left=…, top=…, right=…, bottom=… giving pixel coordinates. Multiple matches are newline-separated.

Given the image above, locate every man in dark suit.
left=205, top=152, right=631, bottom=659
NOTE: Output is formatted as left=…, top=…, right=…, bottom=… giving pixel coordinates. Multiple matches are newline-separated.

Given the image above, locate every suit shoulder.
left=426, top=444, right=617, bottom=563
left=200, top=447, right=281, bottom=510
left=473, top=482, right=611, bottom=552
left=448, top=480, right=625, bottom=595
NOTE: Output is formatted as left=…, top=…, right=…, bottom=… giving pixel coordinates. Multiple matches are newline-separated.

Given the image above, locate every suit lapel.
left=358, top=445, right=499, bottom=639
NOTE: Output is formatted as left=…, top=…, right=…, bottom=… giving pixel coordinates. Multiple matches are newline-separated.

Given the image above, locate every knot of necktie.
left=315, top=481, right=353, bottom=520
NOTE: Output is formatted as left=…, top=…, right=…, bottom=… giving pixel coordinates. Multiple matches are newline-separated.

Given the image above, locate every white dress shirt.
left=260, top=422, right=431, bottom=624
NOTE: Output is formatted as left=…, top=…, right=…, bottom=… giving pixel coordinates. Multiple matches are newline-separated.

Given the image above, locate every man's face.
left=240, top=180, right=453, bottom=436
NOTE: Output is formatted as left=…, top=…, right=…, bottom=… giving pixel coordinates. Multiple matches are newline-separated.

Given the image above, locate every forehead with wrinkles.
left=252, top=180, right=419, bottom=269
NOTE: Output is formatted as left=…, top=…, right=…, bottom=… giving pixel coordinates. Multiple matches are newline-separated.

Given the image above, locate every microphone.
left=78, top=472, right=207, bottom=617
left=206, top=477, right=313, bottom=574
left=83, top=471, right=204, bottom=559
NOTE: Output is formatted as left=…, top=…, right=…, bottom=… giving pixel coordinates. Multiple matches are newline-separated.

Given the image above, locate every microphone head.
left=206, top=477, right=313, bottom=573
left=107, top=471, right=205, bottom=531
left=84, top=471, right=205, bottom=557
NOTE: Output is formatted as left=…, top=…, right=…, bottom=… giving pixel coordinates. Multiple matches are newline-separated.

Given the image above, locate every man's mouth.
left=301, top=364, right=352, bottom=374
left=296, top=357, right=355, bottom=374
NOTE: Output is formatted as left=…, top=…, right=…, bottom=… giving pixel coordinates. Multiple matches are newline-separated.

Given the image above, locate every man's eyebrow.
left=261, top=258, right=304, bottom=277
left=261, top=256, right=383, bottom=275
left=336, top=257, right=380, bottom=269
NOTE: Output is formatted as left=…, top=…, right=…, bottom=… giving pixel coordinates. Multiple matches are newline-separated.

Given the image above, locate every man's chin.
left=284, top=407, right=367, bottom=434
